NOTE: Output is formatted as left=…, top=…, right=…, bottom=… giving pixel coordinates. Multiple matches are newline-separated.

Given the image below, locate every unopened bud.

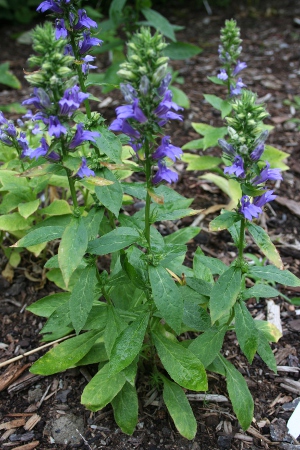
left=153, top=63, right=168, bottom=84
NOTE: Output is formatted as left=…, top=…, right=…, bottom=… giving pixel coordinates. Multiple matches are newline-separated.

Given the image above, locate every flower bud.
left=156, top=56, right=169, bottom=66
left=153, top=63, right=168, bottom=84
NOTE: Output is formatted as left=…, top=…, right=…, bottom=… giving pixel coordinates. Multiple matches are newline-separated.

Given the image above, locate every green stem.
left=238, top=217, right=246, bottom=262
left=67, top=173, right=79, bottom=211
left=144, top=139, right=152, bottom=249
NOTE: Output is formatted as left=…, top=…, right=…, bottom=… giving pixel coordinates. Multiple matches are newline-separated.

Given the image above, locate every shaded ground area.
left=1, top=1, right=300, bottom=449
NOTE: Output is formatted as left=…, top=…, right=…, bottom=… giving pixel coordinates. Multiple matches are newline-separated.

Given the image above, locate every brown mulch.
left=1, top=1, right=300, bottom=449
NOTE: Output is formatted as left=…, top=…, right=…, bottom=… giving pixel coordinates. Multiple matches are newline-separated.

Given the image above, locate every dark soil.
left=1, top=1, right=300, bottom=449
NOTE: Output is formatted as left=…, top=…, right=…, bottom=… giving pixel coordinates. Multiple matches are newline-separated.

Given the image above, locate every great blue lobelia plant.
left=2, top=1, right=300, bottom=442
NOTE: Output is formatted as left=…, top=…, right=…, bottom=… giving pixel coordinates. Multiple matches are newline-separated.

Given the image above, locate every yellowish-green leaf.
left=247, top=222, right=283, bottom=269
left=41, top=199, right=72, bottom=216
left=181, top=154, right=222, bottom=171
left=262, top=145, right=289, bottom=171
left=18, top=199, right=40, bottom=219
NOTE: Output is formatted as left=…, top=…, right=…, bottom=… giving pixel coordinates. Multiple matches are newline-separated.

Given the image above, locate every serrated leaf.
left=263, top=145, right=289, bottom=171
left=26, top=292, right=70, bottom=318
left=181, top=154, right=222, bottom=171
left=95, top=168, right=123, bottom=217
left=94, top=126, right=122, bottom=163
left=82, top=207, right=104, bottom=240
left=234, top=301, right=258, bottom=363
left=210, top=267, right=242, bottom=324
left=248, top=265, right=300, bottom=287
left=58, top=217, right=88, bottom=287
left=18, top=199, right=40, bottom=219
left=70, top=266, right=98, bottom=334
left=141, top=8, right=176, bottom=41
left=183, top=300, right=211, bottom=332
left=192, top=252, right=228, bottom=275
left=191, top=123, right=227, bottom=150
left=164, top=227, right=200, bottom=245
left=241, top=284, right=281, bottom=300
left=209, top=211, right=240, bottom=231
left=163, top=378, right=197, bottom=440
left=193, top=248, right=213, bottom=282
left=152, top=330, right=207, bottom=391
left=111, top=382, right=138, bottom=435
left=81, top=363, right=126, bottom=412
left=220, top=355, right=253, bottom=430
left=163, top=41, right=202, bottom=60
left=149, top=265, right=183, bottom=334
left=203, top=94, right=232, bottom=118
left=104, top=305, right=127, bottom=358
left=30, top=330, right=101, bottom=375
left=88, top=227, right=139, bottom=255
left=108, top=313, right=149, bottom=375
left=189, top=326, right=227, bottom=368
left=247, top=222, right=283, bottom=269
left=185, top=277, right=212, bottom=297
left=76, top=342, right=108, bottom=366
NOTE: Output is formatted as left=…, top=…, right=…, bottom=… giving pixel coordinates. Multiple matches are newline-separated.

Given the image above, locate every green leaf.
left=0, top=103, right=27, bottom=114
left=58, top=217, right=88, bottom=287
left=220, top=355, right=254, bottom=430
left=263, top=145, right=289, bottom=171
left=248, top=265, right=300, bottom=287
left=254, top=320, right=282, bottom=343
left=76, top=342, right=108, bottom=366
left=193, top=248, right=213, bottom=282
left=183, top=300, right=211, bottom=332
left=81, top=363, right=126, bottom=412
left=185, top=277, right=212, bottom=297
left=207, top=75, right=226, bottom=85
left=41, top=199, right=72, bottom=216
left=201, top=173, right=242, bottom=204
left=164, top=227, right=200, bottom=245
left=82, top=207, right=104, bottom=240
left=149, top=265, right=183, bottom=334
left=209, top=211, right=240, bottom=231
left=191, top=123, right=227, bottom=150
left=104, top=305, right=127, bottom=358
left=193, top=252, right=227, bottom=275
left=210, top=267, right=242, bottom=324
left=163, top=378, right=197, bottom=440
left=88, top=227, right=139, bottom=255
left=94, top=126, right=122, bottom=163
left=247, top=222, right=283, bottom=269
left=18, top=199, right=40, bottom=219
left=241, top=284, right=281, bottom=300
left=181, top=154, right=222, bottom=171
left=108, top=313, right=149, bottom=375
left=111, top=382, right=138, bottom=435
left=163, top=41, right=202, bottom=60
left=95, top=168, right=123, bottom=217
left=152, top=330, right=207, bottom=391
left=182, top=138, right=205, bottom=150
left=0, top=62, right=21, bottom=89
left=26, top=292, right=70, bottom=318
left=70, top=266, right=98, bottom=335
left=169, top=85, right=190, bottom=108
left=234, top=301, right=258, bottom=363
left=203, top=94, right=232, bottom=118
left=189, top=326, right=227, bottom=368
left=0, top=212, right=30, bottom=232
left=30, top=330, right=101, bottom=375
left=141, top=8, right=176, bottom=41
left=257, top=333, right=277, bottom=372
left=39, top=301, right=72, bottom=341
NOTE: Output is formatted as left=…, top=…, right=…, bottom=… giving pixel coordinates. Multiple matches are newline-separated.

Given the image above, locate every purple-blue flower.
left=5, top=123, right=17, bottom=137
left=239, top=195, right=262, bottom=220
left=36, top=0, right=70, bottom=14
left=23, top=87, right=51, bottom=111
left=59, top=85, right=89, bottom=116
left=157, top=73, right=172, bottom=96
left=252, top=162, right=282, bottom=185
left=250, top=143, right=264, bottom=161
left=109, top=118, right=141, bottom=139
left=48, top=116, right=67, bottom=138
left=233, top=60, right=247, bottom=76
left=64, top=44, right=74, bottom=56
left=152, top=136, right=182, bottom=162
left=154, top=90, right=183, bottom=126
left=23, top=136, right=49, bottom=159
left=74, top=9, right=97, bottom=30
left=218, top=139, right=236, bottom=156
left=55, top=18, right=68, bottom=39
left=224, top=155, right=245, bottom=178
left=152, top=160, right=178, bottom=184
left=0, top=130, right=12, bottom=146
left=230, top=78, right=246, bottom=96
left=17, top=132, right=30, bottom=154
left=69, top=123, right=100, bottom=149
left=253, top=190, right=276, bottom=207
left=217, top=69, right=228, bottom=80
left=0, top=112, right=8, bottom=125
left=78, top=31, right=103, bottom=55
left=120, top=84, right=138, bottom=103
left=81, top=55, right=97, bottom=74
left=76, top=157, right=95, bottom=178
left=116, top=98, right=147, bottom=123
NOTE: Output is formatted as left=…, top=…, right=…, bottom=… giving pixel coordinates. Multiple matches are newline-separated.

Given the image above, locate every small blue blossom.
left=230, top=78, right=246, bottom=96
left=252, top=162, right=282, bottom=185
left=154, top=90, right=183, bottom=126
left=81, top=55, right=97, bottom=74
left=218, top=139, right=236, bottom=156
left=224, top=155, right=245, bottom=178
left=37, top=0, right=63, bottom=14
left=59, top=85, right=89, bottom=116
left=250, top=143, right=264, bottom=161
left=69, top=123, right=100, bottom=149
left=23, top=136, right=49, bottom=159
left=233, top=60, right=247, bottom=76
left=157, top=73, right=172, bottom=96
left=109, top=118, right=141, bottom=139
left=217, top=69, right=228, bottom=80
left=23, top=87, right=51, bottom=111
left=116, top=99, right=147, bottom=123
left=55, top=18, right=68, bottom=39
left=152, top=160, right=178, bottom=184
left=0, top=112, right=8, bottom=125
left=152, top=136, right=182, bottom=162
left=253, top=190, right=276, bottom=208
left=48, top=116, right=67, bottom=138
left=76, top=157, right=95, bottom=178
left=239, top=195, right=262, bottom=220
left=74, top=9, right=97, bottom=30
left=78, top=31, right=103, bottom=55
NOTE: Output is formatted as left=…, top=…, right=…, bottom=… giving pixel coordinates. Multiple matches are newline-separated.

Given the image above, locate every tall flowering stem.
left=109, top=27, right=184, bottom=250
